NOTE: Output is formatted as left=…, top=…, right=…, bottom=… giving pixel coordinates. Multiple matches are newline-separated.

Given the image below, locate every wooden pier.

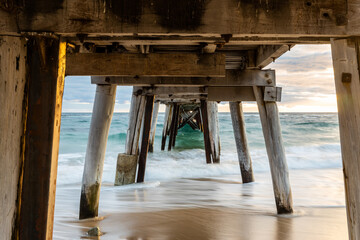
left=0, top=1, right=360, bottom=239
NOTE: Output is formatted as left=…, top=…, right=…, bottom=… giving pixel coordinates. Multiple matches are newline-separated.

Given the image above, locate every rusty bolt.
left=342, top=72, right=352, bottom=83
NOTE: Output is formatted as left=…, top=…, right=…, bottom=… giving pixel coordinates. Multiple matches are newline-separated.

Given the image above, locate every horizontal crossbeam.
left=66, top=53, right=225, bottom=77
left=1, top=0, right=358, bottom=37
left=91, top=70, right=275, bottom=87
left=142, top=86, right=282, bottom=102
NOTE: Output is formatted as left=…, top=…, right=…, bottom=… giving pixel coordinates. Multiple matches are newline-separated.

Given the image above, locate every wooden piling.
left=124, top=88, right=146, bottom=155
left=148, top=101, right=160, bottom=152
left=207, top=102, right=221, bottom=163
left=229, top=101, right=255, bottom=183
left=253, top=86, right=293, bottom=214
left=115, top=88, right=145, bottom=186
left=18, top=36, right=66, bottom=240
left=331, top=37, right=360, bottom=240
left=137, top=95, right=155, bottom=183
left=79, top=84, right=116, bottom=219
left=195, top=111, right=203, bottom=132
left=168, top=103, right=178, bottom=151
left=172, top=104, right=180, bottom=148
left=161, top=104, right=171, bottom=151
left=200, top=100, right=213, bottom=164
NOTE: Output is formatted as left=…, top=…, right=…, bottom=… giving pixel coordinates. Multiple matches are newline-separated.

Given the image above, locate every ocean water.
left=54, top=112, right=347, bottom=239
left=58, top=112, right=341, bottom=185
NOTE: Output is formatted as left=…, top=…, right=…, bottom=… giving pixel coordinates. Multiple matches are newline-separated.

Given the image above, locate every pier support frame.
left=230, top=101, right=255, bottom=183
left=148, top=101, right=160, bottom=153
left=18, top=36, right=66, bottom=239
left=331, top=37, right=360, bottom=240
left=207, top=102, right=221, bottom=163
left=80, top=84, right=116, bottom=219
left=137, top=95, right=155, bottom=183
left=253, top=86, right=293, bottom=214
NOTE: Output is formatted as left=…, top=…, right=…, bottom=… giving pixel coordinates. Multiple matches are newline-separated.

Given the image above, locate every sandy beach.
left=53, top=169, right=348, bottom=240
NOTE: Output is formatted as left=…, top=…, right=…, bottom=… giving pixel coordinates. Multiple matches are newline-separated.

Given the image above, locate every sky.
left=62, top=44, right=337, bottom=113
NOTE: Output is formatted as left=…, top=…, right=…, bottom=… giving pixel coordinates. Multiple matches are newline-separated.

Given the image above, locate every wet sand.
left=53, top=169, right=348, bottom=240
left=55, top=207, right=347, bottom=240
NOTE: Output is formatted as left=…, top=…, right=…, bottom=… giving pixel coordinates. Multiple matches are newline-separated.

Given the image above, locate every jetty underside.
left=1, top=1, right=360, bottom=239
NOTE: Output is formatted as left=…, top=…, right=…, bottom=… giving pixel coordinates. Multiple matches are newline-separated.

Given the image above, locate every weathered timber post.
left=253, top=86, right=293, bottom=214
left=161, top=104, right=171, bottom=151
left=137, top=95, right=155, bottom=183
left=17, top=36, right=66, bottom=240
left=229, top=101, right=255, bottom=183
left=0, top=36, right=27, bottom=240
left=80, top=84, right=116, bottom=219
left=207, top=101, right=221, bottom=163
left=148, top=101, right=160, bottom=152
left=125, top=88, right=146, bottom=155
left=114, top=88, right=145, bottom=186
left=172, top=104, right=180, bottom=148
left=168, top=103, right=178, bottom=151
left=331, top=37, right=360, bottom=240
left=195, top=110, right=203, bottom=132
left=200, top=100, right=213, bottom=164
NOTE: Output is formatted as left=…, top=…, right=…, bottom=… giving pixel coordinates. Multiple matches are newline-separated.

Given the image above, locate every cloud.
left=63, top=45, right=337, bottom=113
left=63, top=76, right=133, bottom=112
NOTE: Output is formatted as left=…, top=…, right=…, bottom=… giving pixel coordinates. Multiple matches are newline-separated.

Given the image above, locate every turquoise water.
left=58, top=112, right=341, bottom=185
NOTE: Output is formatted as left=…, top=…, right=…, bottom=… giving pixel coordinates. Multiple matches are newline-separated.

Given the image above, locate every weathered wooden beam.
left=207, top=102, right=220, bottom=163
left=66, top=36, right=334, bottom=46
left=0, top=36, right=27, bottom=240
left=142, top=87, right=208, bottom=95
left=148, top=101, right=160, bottom=153
left=1, top=0, right=358, bottom=36
left=66, top=53, right=225, bottom=77
left=256, top=45, right=292, bottom=69
left=208, top=87, right=255, bottom=101
left=80, top=84, right=116, bottom=219
left=172, top=105, right=180, bottom=148
left=91, top=69, right=275, bottom=86
left=124, top=88, right=145, bottom=155
left=200, top=100, right=212, bottom=164
left=253, top=86, right=293, bottom=214
left=161, top=105, right=171, bottom=151
left=18, top=36, right=66, bottom=240
left=167, top=103, right=177, bottom=151
left=331, top=37, right=360, bottom=240
left=137, top=95, right=155, bottom=183
left=229, top=101, right=255, bottom=183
